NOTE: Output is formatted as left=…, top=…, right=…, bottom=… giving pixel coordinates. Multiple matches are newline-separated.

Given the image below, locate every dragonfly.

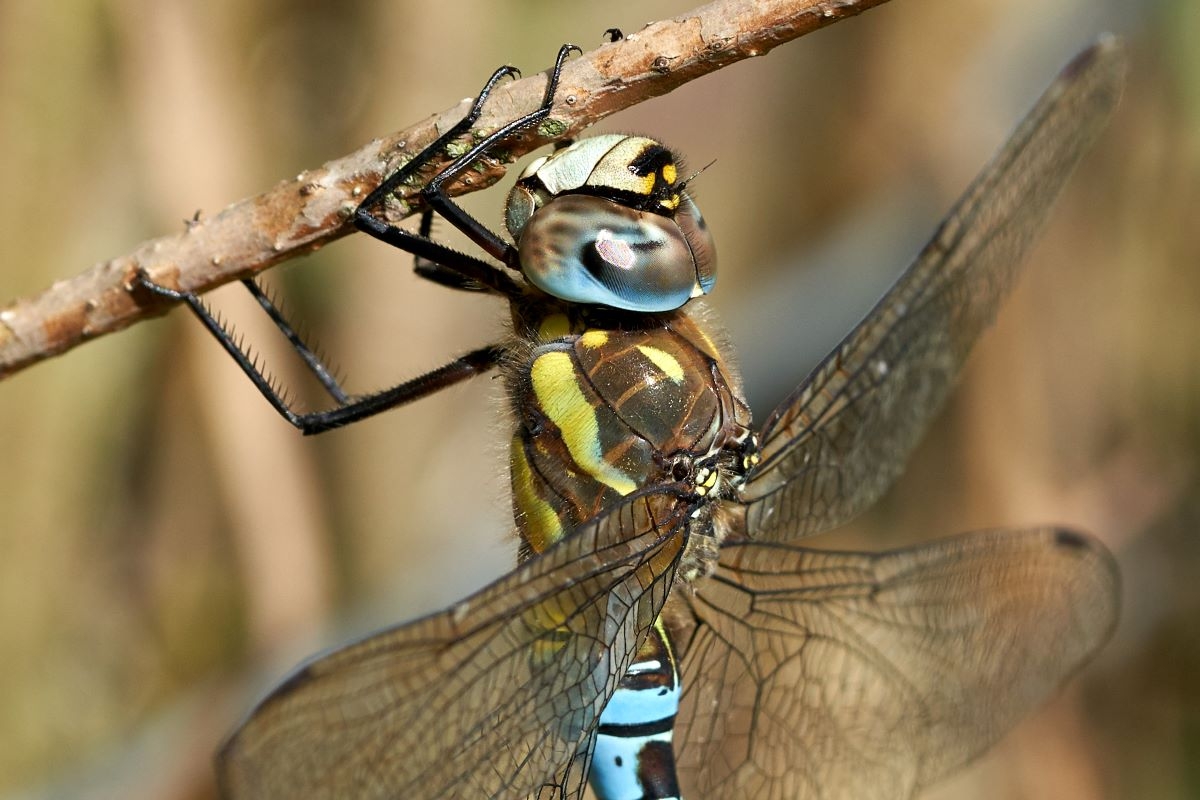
left=139, top=35, right=1125, bottom=800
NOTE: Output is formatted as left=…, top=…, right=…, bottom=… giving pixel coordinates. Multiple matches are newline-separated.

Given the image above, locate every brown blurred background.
left=0, top=0, right=1196, bottom=797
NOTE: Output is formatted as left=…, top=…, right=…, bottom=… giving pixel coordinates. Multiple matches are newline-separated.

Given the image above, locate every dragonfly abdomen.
left=591, top=620, right=685, bottom=800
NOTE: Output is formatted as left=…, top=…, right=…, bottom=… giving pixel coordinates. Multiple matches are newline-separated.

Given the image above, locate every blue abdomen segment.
left=590, top=621, right=683, bottom=800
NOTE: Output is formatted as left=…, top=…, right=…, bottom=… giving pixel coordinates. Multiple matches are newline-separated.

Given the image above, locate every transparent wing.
left=672, top=527, right=1118, bottom=800
left=219, top=490, right=688, bottom=800
left=534, top=736, right=595, bottom=800
left=738, top=38, right=1127, bottom=541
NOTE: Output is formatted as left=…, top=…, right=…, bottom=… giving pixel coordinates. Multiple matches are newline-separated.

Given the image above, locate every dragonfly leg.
left=353, top=60, right=523, bottom=295
left=136, top=269, right=503, bottom=434
left=410, top=209, right=491, bottom=293
left=355, top=44, right=579, bottom=283
left=422, top=43, right=579, bottom=268
left=241, top=278, right=349, bottom=403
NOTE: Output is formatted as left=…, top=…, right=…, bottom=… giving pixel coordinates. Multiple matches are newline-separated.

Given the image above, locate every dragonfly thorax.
left=507, top=302, right=753, bottom=562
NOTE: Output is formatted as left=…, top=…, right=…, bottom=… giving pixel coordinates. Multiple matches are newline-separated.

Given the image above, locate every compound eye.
left=518, top=195, right=712, bottom=312
left=675, top=192, right=716, bottom=294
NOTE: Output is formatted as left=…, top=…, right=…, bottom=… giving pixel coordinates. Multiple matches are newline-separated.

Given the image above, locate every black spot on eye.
left=614, top=756, right=623, bottom=767
left=577, top=239, right=631, bottom=299
left=580, top=240, right=616, bottom=279
left=579, top=233, right=664, bottom=299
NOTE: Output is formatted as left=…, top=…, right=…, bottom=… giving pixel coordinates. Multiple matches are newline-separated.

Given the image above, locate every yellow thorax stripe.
left=530, top=351, right=637, bottom=495
left=636, top=345, right=685, bottom=383
left=510, top=434, right=564, bottom=553
left=579, top=329, right=609, bottom=349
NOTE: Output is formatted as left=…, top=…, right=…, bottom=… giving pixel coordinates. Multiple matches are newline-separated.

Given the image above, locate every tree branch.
left=0, top=0, right=891, bottom=379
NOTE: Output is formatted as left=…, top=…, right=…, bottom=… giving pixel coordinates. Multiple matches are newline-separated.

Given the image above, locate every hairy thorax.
left=505, top=297, right=754, bottom=579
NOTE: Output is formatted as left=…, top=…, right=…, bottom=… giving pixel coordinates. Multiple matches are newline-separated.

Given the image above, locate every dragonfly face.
left=506, top=134, right=716, bottom=312
left=139, top=37, right=1127, bottom=800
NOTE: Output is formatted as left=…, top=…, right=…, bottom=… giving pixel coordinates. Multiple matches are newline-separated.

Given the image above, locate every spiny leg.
left=356, top=61, right=522, bottom=226
left=242, top=278, right=349, bottom=403
left=134, top=47, right=579, bottom=432
left=353, top=60, right=525, bottom=296
left=421, top=43, right=579, bottom=267
left=136, top=271, right=503, bottom=434
left=354, top=43, right=579, bottom=284
left=411, top=209, right=493, bottom=293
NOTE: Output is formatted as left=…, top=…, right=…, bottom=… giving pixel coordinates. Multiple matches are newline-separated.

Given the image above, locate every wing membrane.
left=739, top=38, right=1127, bottom=541
left=673, top=527, right=1118, bottom=800
left=219, top=490, right=688, bottom=800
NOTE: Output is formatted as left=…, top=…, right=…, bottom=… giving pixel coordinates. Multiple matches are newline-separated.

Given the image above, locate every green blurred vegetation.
left=0, top=0, right=1196, bottom=797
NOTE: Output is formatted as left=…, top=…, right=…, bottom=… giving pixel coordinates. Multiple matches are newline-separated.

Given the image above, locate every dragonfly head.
left=505, top=135, right=716, bottom=312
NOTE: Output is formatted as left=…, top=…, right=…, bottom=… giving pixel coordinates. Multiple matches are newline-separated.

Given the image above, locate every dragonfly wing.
left=219, top=490, right=688, bottom=800
left=738, top=38, right=1126, bottom=542
left=673, top=528, right=1118, bottom=800
left=534, top=734, right=596, bottom=800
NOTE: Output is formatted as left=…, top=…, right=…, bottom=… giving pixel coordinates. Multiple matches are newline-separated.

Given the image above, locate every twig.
left=0, top=0, right=891, bottom=379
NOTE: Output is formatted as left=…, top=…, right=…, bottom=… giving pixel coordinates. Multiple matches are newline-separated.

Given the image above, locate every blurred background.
left=0, top=0, right=1196, bottom=797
